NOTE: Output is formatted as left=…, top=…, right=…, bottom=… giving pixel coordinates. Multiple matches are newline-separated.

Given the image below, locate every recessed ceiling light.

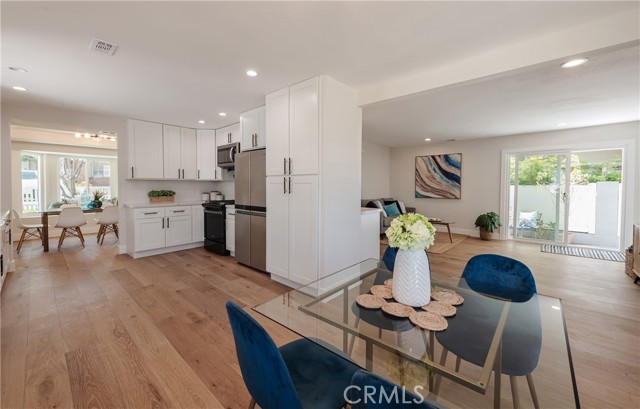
left=557, top=122, right=567, bottom=127
left=551, top=305, right=561, bottom=310
left=12, top=86, right=27, bottom=91
left=424, top=138, right=431, bottom=142
left=246, top=69, right=258, bottom=77
left=84, top=133, right=91, bottom=139
left=218, top=112, right=227, bottom=117
left=75, top=133, right=81, bottom=138
left=198, top=120, right=206, bottom=124
left=9, top=66, right=27, bottom=73
left=561, top=58, right=588, bottom=68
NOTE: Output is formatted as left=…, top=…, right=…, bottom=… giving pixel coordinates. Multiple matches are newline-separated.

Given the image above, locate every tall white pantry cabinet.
left=265, top=76, right=362, bottom=288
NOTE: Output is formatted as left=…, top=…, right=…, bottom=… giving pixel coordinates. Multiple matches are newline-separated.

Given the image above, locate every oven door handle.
left=204, top=210, right=223, bottom=215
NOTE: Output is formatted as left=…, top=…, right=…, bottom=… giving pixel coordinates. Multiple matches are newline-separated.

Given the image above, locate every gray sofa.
left=361, top=198, right=416, bottom=235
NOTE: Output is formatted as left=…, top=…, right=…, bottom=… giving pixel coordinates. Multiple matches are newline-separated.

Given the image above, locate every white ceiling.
left=2, top=1, right=638, bottom=139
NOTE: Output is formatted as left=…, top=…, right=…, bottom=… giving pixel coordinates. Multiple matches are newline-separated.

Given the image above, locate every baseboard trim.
left=128, top=242, right=203, bottom=259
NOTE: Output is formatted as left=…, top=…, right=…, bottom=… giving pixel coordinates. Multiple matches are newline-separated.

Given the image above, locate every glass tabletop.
left=253, top=259, right=579, bottom=408
left=43, top=206, right=103, bottom=214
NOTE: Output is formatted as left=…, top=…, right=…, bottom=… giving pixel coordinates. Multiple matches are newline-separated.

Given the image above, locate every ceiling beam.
left=357, top=10, right=639, bottom=107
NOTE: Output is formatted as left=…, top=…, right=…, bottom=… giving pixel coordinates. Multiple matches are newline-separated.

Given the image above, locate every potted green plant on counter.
left=148, top=190, right=176, bottom=203
left=475, top=211, right=501, bottom=240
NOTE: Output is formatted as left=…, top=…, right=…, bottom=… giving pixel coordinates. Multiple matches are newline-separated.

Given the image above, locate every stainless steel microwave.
left=217, top=142, right=240, bottom=169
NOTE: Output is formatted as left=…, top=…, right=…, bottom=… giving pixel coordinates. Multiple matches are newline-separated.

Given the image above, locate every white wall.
left=389, top=121, right=639, bottom=246
left=361, top=140, right=391, bottom=199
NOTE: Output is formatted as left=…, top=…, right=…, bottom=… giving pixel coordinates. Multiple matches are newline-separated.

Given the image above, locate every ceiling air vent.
left=89, top=38, right=118, bottom=56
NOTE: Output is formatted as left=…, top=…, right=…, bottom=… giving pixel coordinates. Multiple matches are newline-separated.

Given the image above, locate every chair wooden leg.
left=96, top=225, right=104, bottom=243
left=510, top=375, right=521, bottom=409
left=114, top=224, right=119, bottom=239
left=100, top=226, right=107, bottom=245
left=36, top=227, right=42, bottom=239
left=433, top=348, right=449, bottom=394
left=526, top=374, right=540, bottom=409
left=58, top=228, right=67, bottom=250
left=248, top=398, right=256, bottom=409
left=455, top=355, right=462, bottom=372
left=16, top=230, right=27, bottom=254
left=77, top=227, right=85, bottom=247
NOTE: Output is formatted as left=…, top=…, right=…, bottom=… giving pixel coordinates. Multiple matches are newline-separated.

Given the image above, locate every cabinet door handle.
left=289, top=177, right=291, bottom=194
left=131, top=166, right=134, bottom=178
left=162, top=218, right=164, bottom=229
left=144, top=212, right=158, bottom=215
left=289, top=158, right=292, bottom=174
left=178, top=169, right=181, bottom=179
left=167, top=217, right=170, bottom=228
left=173, top=210, right=185, bottom=213
left=283, top=158, right=287, bottom=174
left=198, top=169, right=200, bottom=179
left=283, top=177, right=286, bottom=194
left=182, top=169, right=185, bottom=179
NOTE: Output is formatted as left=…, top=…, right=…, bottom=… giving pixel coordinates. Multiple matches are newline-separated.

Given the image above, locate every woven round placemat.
left=382, top=302, right=414, bottom=318
left=422, top=301, right=457, bottom=317
left=356, top=294, right=386, bottom=309
left=371, top=285, right=393, bottom=299
left=431, top=290, right=464, bottom=306
left=409, top=311, right=448, bottom=331
left=384, top=279, right=393, bottom=288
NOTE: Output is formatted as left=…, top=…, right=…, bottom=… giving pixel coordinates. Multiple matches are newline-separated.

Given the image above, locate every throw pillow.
left=383, top=202, right=401, bottom=216
left=372, top=200, right=387, bottom=216
left=384, top=200, right=405, bottom=214
left=397, top=201, right=407, bottom=214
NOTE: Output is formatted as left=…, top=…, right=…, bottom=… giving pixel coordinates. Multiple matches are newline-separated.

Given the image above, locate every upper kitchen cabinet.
left=240, top=106, right=265, bottom=151
left=128, top=119, right=164, bottom=179
left=196, top=129, right=218, bottom=180
left=216, top=123, right=240, bottom=146
left=265, top=77, right=319, bottom=176
left=163, top=125, right=197, bottom=179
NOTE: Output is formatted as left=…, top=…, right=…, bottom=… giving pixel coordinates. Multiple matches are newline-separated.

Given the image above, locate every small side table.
left=430, top=220, right=454, bottom=243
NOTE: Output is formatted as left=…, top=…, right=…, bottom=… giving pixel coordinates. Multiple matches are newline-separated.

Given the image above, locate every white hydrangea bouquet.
left=385, top=213, right=436, bottom=251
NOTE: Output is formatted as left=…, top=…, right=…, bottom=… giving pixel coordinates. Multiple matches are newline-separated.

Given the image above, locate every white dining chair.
left=95, top=205, right=119, bottom=245
left=11, top=209, right=43, bottom=253
left=55, top=207, right=87, bottom=250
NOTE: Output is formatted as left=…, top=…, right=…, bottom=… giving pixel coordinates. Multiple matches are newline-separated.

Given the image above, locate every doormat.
left=541, top=244, right=625, bottom=262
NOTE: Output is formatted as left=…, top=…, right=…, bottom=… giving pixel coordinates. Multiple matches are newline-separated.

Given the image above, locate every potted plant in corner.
left=148, top=189, right=176, bottom=203
left=475, top=211, right=501, bottom=241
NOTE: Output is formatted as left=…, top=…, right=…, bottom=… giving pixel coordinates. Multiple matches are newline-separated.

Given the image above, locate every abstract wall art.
left=415, top=153, right=462, bottom=199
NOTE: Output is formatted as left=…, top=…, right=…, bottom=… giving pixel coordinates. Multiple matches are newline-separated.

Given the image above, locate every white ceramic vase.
left=392, top=248, right=431, bottom=307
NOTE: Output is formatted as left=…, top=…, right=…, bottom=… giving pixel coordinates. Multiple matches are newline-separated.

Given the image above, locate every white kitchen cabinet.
left=133, top=208, right=166, bottom=251
left=265, top=76, right=362, bottom=288
left=181, top=128, right=198, bottom=180
left=191, top=205, right=204, bottom=242
left=265, top=88, right=289, bottom=176
left=289, top=78, right=319, bottom=175
left=128, top=119, right=164, bottom=179
left=240, top=106, right=265, bottom=151
left=163, top=125, right=197, bottom=180
left=165, top=207, right=192, bottom=247
left=266, top=176, right=289, bottom=276
left=196, top=130, right=217, bottom=180
left=226, top=206, right=235, bottom=255
left=216, top=123, right=240, bottom=146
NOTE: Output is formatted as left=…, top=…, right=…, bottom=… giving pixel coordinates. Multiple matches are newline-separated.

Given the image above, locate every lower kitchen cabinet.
left=226, top=206, right=235, bottom=255
left=127, top=204, right=200, bottom=258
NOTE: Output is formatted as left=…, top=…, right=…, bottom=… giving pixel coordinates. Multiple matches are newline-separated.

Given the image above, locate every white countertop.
left=124, top=200, right=205, bottom=209
left=361, top=207, right=382, bottom=215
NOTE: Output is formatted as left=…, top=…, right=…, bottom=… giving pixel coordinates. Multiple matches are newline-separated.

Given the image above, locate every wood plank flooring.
left=1, top=236, right=638, bottom=408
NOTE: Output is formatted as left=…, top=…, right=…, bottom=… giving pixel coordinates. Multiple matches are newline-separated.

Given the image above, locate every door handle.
left=284, top=177, right=286, bottom=194
left=288, top=158, right=292, bottom=174
left=131, top=166, right=134, bottom=178
left=283, top=158, right=287, bottom=174
left=289, top=177, right=291, bottom=194
left=182, top=169, right=185, bottom=179
left=162, top=218, right=164, bottom=229
left=198, top=169, right=200, bottom=179
left=167, top=217, right=170, bottom=228
left=178, top=169, right=181, bottom=179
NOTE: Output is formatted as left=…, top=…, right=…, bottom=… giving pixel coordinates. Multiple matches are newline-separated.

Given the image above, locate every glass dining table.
left=40, top=206, right=103, bottom=252
left=253, top=259, right=580, bottom=409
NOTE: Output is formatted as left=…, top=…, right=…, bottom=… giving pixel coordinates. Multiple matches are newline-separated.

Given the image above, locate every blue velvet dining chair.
left=348, top=370, right=442, bottom=409
left=226, top=301, right=361, bottom=409
left=435, top=254, right=542, bottom=409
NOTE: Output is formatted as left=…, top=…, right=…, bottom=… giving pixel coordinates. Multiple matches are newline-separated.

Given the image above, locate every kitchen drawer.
left=133, top=208, right=166, bottom=219
left=167, top=206, right=192, bottom=216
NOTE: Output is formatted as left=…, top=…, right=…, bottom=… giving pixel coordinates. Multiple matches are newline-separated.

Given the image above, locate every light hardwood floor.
left=1, top=234, right=638, bottom=408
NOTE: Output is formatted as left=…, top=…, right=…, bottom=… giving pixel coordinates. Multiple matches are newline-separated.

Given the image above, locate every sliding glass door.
left=508, top=149, right=623, bottom=250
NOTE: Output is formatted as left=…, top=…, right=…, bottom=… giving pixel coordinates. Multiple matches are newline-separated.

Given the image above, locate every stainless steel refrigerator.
left=234, top=149, right=266, bottom=271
